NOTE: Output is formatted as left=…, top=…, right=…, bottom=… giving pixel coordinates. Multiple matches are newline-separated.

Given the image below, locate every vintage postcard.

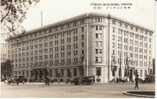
left=0, top=0, right=156, bottom=98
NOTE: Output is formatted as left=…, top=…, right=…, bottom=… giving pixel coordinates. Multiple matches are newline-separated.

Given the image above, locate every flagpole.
left=86, top=13, right=88, bottom=76
left=41, top=10, right=43, bottom=27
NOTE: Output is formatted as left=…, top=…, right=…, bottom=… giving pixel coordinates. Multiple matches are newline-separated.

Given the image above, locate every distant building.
left=6, top=13, right=153, bottom=83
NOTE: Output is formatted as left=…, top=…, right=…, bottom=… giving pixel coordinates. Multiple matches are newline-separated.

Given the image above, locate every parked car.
left=81, top=76, right=95, bottom=85
left=71, top=77, right=80, bottom=85
left=71, top=76, right=95, bottom=85
left=138, top=78, right=144, bottom=83
left=14, top=76, right=27, bottom=84
left=116, top=78, right=127, bottom=83
left=7, top=78, right=16, bottom=85
left=143, top=75, right=155, bottom=83
left=51, top=79, right=58, bottom=83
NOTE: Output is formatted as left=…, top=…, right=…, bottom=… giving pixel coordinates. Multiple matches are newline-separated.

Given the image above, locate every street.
left=0, top=82, right=155, bottom=98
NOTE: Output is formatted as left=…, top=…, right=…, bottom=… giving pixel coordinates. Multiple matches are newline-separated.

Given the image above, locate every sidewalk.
left=123, top=91, right=155, bottom=98
left=25, top=82, right=73, bottom=86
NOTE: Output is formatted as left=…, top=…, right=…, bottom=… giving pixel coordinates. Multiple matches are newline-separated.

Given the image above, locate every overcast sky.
left=22, top=0, right=155, bottom=31
left=21, top=0, right=155, bottom=58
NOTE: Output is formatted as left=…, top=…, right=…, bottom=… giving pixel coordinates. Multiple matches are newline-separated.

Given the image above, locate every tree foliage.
left=0, top=0, right=40, bottom=35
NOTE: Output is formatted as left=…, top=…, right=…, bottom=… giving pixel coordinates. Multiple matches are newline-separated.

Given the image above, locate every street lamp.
left=118, top=53, right=122, bottom=80
left=111, top=55, right=116, bottom=81
left=124, top=56, right=130, bottom=81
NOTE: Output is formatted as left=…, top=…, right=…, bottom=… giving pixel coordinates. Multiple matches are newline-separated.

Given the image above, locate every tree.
left=0, top=0, right=40, bottom=36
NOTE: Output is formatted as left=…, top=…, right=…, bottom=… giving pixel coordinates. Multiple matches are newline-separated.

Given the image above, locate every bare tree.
left=0, top=0, right=40, bottom=36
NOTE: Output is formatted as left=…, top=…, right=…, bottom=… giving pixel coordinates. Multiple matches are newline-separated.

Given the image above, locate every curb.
left=123, top=92, right=155, bottom=98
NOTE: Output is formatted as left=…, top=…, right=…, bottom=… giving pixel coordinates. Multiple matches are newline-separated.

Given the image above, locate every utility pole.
left=86, top=13, right=89, bottom=76
left=41, top=10, right=43, bottom=27
left=119, top=52, right=122, bottom=79
left=125, top=55, right=129, bottom=80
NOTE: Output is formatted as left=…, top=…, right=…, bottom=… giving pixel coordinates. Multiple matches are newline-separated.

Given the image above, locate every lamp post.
left=124, top=56, right=130, bottom=81
left=111, top=55, right=116, bottom=82
left=118, top=53, right=122, bottom=80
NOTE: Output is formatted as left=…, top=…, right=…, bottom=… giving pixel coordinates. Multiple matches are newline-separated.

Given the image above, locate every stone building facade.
left=6, top=13, right=153, bottom=83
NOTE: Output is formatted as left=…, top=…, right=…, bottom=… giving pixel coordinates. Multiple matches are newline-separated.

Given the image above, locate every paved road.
left=0, top=82, right=155, bottom=98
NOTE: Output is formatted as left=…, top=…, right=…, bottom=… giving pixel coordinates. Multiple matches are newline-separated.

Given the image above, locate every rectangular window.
left=99, top=26, right=103, bottom=30
left=81, top=34, right=84, bottom=40
left=81, top=27, right=84, bottom=32
left=81, top=42, right=84, bottom=47
left=67, top=58, right=71, bottom=64
left=112, top=35, right=115, bottom=40
left=112, top=42, right=115, bottom=48
left=96, top=41, right=103, bottom=47
left=118, top=36, right=122, bottom=42
left=96, top=33, right=98, bottom=38
left=118, top=43, right=122, bottom=49
left=124, top=45, right=128, bottom=50
left=112, top=27, right=115, bottom=32
left=96, top=25, right=103, bottom=30
left=95, top=56, right=102, bottom=63
left=96, top=26, right=98, bottom=30
left=96, top=49, right=98, bottom=54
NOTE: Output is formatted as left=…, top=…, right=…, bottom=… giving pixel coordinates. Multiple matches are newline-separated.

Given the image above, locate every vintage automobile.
left=71, top=76, right=95, bottom=85
left=71, top=77, right=80, bottom=85
left=16, top=76, right=27, bottom=83
left=81, top=76, right=95, bottom=85
left=143, top=74, right=155, bottom=83
left=7, top=76, right=27, bottom=85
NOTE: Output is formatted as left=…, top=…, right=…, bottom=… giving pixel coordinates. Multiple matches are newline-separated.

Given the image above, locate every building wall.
left=8, top=16, right=89, bottom=82
left=109, top=17, right=153, bottom=81
left=0, top=43, right=8, bottom=63
left=87, top=16, right=109, bottom=83
left=7, top=13, right=153, bottom=83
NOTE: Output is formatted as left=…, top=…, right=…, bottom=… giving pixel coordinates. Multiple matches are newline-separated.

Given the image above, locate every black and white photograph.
left=0, top=0, right=156, bottom=98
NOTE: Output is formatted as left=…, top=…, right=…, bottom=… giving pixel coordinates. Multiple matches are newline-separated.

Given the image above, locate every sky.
left=22, top=0, right=155, bottom=31
left=21, top=0, right=155, bottom=58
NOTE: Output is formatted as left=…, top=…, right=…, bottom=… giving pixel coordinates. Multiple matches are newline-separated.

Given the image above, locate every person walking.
left=135, top=75, right=139, bottom=89
left=45, top=76, right=50, bottom=86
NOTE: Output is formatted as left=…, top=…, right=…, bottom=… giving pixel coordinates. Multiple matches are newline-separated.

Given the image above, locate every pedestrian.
left=16, top=80, right=19, bottom=85
left=116, top=78, right=119, bottom=83
left=47, top=77, right=50, bottom=86
left=135, top=75, right=139, bottom=89
left=45, top=76, right=50, bottom=86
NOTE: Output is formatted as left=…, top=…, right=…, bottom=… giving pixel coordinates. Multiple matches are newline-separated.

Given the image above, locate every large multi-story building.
left=6, top=13, right=153, bottom=83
